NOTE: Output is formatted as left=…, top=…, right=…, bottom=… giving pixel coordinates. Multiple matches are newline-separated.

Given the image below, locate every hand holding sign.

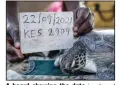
left=19, top=12, right=74, bottom=53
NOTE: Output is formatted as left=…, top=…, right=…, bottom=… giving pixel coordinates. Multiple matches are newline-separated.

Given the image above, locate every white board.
left=19, top=12, right=74, bottom=54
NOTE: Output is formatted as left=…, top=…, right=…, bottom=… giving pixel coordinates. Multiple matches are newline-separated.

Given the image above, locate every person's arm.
left=7, top=1, right=24, bottom=62
left=63, top=1, right=94, bottom=37
left=7, top=1, right=20, bottom=48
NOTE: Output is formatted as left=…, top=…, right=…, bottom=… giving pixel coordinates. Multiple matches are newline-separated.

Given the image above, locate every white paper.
left=19, top=12, right=74, bottom=53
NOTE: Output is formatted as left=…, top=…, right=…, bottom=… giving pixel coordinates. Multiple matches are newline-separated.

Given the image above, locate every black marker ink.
left=23, top=15, right=29, bottom=23
left=53, top=13, right=56, bottom=26
left=31, top=30, right=35, bottom=38
left=30, top=15, right=36, bottom=23
left=38, top=29, right=42, bottom=36
left=39, top=13, right=41, bottom=23
left=24, top=29, right=30, bottom=38
left=42, top=17, right=47, bottom=22
left=60, top=17, right=64, bottom=23
left=47, top=14, right=52, bottom=24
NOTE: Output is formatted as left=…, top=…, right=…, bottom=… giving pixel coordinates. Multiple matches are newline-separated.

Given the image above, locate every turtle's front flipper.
left=54, top=40, right=88, bottom=74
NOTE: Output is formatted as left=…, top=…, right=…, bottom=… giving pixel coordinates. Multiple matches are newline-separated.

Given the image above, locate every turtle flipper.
left=55, top=40, right=87, bottom=74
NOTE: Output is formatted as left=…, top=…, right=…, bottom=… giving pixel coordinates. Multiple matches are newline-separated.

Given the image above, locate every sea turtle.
left=54, top=30, right=114, bottom=74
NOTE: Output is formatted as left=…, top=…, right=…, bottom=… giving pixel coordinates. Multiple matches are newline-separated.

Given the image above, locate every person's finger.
left=7, top=54, right=19, bottom=63
left=7, top=24, right=20, bottom=49
left=78, top=13, right=94, bottom=35
left=13, top=47, right=24, bottom=59
left=73, top=26, right=78, bottom=32
left=7, top=41, right=24, bottom=62
left=14, top=42, right=20, bottom=49
left=7, top=41, right=14, bottom=52
left=73, top=7, right=91, bottom=37
left=12, top=28, right=20, bottom=49
left=74, top=7, right=90, bottom=27
left=7, top=48, right=24, bottom=62
left=73, top=32, right=78, bottom=37
left=7, top=42, right=20, bottom=62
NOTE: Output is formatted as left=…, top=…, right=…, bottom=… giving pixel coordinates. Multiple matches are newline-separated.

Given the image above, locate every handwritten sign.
left=19, top=12, right=74, bottom=53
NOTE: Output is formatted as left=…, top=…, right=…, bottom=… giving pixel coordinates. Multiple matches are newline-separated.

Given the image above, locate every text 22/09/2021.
left=21, top=12, right=73, bottom=25
left=20, top=12, right=73, bottom=39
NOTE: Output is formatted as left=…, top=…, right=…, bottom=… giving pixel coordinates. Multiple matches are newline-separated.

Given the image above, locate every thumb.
left=7, top=25, right=20, bottom=49
left=14, top=42, right=20, bottom=49
left=7, top=18, right=20, bottom=49
left=11, top=27, right=20, bottom=49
